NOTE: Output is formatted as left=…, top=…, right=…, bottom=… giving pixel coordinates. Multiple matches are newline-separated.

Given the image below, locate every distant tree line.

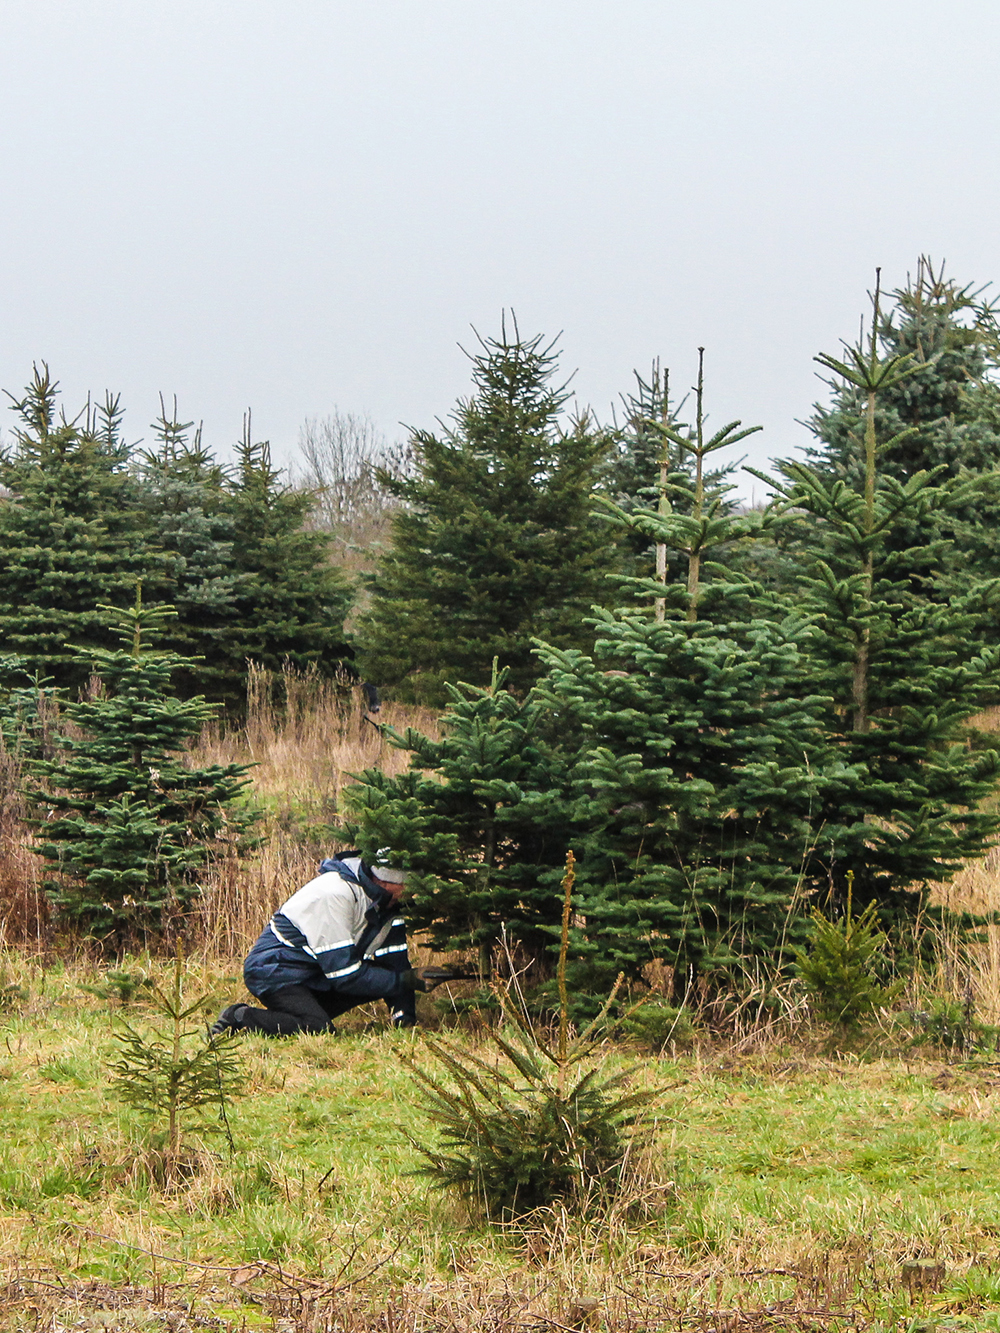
left=0, top=375, right=351, bottom=711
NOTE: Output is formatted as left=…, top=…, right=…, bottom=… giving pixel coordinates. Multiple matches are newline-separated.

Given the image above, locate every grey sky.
left=1, top=1, right=997, bottom=489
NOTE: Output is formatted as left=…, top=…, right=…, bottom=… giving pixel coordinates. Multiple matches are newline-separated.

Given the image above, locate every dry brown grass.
left=0, top=740, right=47, bottom=950
left=923, top=853, right=1000, bottom=1025
left=0, top=1260, right=896, bottom=1333
left=914, top=708, right=1000, bottom=1022
left=185, top=665, right=439, bottom=960
left=192, top=663, right=437, bottom=816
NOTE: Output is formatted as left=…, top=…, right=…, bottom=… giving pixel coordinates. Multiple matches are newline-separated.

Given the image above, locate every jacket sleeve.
left=332, top=913, right=412, bottom=1004
left=372, top=916, right=416, bottom=1022
left=329, top=958, right=409, bottom=1001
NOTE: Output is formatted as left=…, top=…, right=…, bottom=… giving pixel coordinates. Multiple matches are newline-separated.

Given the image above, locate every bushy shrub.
left=81, top=968, right=153, bottom=1004
left=908, top=998, right=998, bottom=1055
left=794, top=875, right=904, bottom=1029
left=404, top=853, right=656, bottom=1218
left=619, top=1000, right=695, bottom=1054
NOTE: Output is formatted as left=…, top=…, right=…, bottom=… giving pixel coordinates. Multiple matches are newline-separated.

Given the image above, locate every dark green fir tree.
left=221, top=416, right=353, bottom=707
left=0, top=365, right=155, bottom=690
left=359, top=320, right=616, bottom=704
left=135, top=397, right=244, bottom=701
left=533, top=353, right=837, bottom=991
left=341, top=663, right=572, bottom=967
left=30, top=591, right=255, bottom=944
left=756, top=272, right=1000, bottom=921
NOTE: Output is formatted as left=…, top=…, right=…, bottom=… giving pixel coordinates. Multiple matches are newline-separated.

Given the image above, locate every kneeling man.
left=213, top=849, right=443, bottom=1035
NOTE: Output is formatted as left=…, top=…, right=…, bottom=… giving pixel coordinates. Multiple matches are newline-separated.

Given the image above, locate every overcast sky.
left=1, top=1, right=998, bottom=490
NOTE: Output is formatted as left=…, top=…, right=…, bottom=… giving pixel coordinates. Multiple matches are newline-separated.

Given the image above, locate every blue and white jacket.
left=243, top=856, right=414, bottom=1020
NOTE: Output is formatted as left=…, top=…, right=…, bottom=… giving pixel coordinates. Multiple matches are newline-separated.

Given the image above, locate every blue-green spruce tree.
left=30, top=594, right=255, bottom=944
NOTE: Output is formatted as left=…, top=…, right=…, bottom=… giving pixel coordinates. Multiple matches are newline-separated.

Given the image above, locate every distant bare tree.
left=294, top=411, right=412, bottom=576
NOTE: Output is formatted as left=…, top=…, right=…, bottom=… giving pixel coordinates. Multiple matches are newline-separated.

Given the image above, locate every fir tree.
left=809, top=258, right=1000, bottom=483
left=359, top=321, right=616, bottom=704
left=805, top=258, right=1000, bottom=614
left=341, top=664, right=571, bottom=966
left=533, top=354, right=835, bottom=989
left=135, top=398, right=244, bottom=701
left=601, top=360, right=738, bottom=584
left=222, top=416, right=353, bottom=705
left=30, top=591, right=255, bottom=943
left=109, top=947, right=246, bottom=1181
left=756, top=273, right=1000, bottom=920
left=0, top=365, right=155, bottom=690
left=793, top=873, right=903, bottom=1031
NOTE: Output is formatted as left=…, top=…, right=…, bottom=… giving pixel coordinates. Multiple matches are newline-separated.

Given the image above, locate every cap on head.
left=372, top=849, right=407, bottom=884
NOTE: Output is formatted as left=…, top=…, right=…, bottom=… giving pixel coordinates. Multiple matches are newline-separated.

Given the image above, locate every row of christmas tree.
left=9, top=259, right=1000, bottom=978
left=0, top=368, right=350, bottom=712
left=342, top=262, right=1000, bottom=991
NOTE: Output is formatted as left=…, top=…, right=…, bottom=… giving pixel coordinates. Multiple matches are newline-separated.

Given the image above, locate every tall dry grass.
left=924, top=850, right=1000, bottom=1025
left=186, top=664, right=439, bottom=960
left=918, top=707, right=1000, bottom=1023
left=0, top=741, right=47, bottom=951
left=193, top=663, right=436, bottom=815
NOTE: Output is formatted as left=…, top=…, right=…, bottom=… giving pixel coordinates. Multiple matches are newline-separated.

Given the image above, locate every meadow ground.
left=4, top=955, right=1000, bottom=1333
left=4, top=679, right=1000, bottom=1331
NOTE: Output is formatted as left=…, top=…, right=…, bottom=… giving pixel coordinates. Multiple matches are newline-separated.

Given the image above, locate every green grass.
left=4, top=954, right=1000, bottom=1331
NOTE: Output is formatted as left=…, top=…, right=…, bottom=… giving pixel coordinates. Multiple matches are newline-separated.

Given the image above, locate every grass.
left=4, top=685, right=1000, bottom=1329
left=4, top=954, right=1000, bottom=1330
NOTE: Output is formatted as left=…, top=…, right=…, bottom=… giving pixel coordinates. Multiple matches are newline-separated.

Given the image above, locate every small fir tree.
left=794, top=872, right=903, bottom=1030
left=30, top=591, right=255, bottom=942
left=0, top=656, right=58, bottom=760
left=359, top=320, right=617, bottom=704
left=109, top=947, right=246, bottom=1181
left=404, top=853, right=652, bottom=1218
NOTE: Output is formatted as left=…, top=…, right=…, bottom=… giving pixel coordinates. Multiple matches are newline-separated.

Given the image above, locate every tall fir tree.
left=809, top=259, right=1000, bottom=483
left=0, top=366, right=155, bottom=691
left=804, top=258, right=1000, bottom=617
left=359, top=321, right=617, bottom=705
left=30, top=591, right=255, bottom=943
left=755, top=273, right=1000, bottom=920
left=601, top=360, right=738, bottom=584
left=533, top=354, right=837, bottom=991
